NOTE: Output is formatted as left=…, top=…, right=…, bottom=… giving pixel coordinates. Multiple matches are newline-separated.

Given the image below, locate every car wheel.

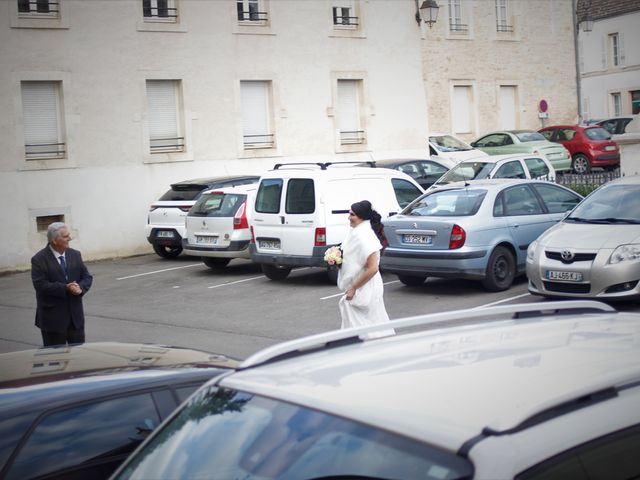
left=153, top=243, right=182, bottom=259
left=261, top=264, right=292, bottom=281
left=398, top=275, right=427, bottom=287
left=202, top=258, right=231, bottom=270
left=572, top=154, right=591, bottom=174
left=481, top=246, right=515, bottom=292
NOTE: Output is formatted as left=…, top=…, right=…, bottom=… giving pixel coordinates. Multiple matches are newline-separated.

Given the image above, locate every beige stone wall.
left=422, top=0, right=578, bottom=143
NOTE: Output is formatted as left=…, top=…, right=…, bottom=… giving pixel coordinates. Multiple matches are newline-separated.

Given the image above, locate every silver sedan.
left=527, top=175, right=640, bottom=300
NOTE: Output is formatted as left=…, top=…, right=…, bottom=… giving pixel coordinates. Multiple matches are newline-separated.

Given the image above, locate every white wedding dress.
left=337, top=220, right=395, bottom=338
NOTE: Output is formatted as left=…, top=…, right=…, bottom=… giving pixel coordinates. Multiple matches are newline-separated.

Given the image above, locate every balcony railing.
left=332, top=8, right=359, bottom=26
left=143, top=1, right=178, bottom=20
left=25, top=142, right=66, bottom=159
left=449, top=22, right=468, bottom=32
left=340, top=130, right=365, bottom=145
left=243, top=133, right=274, bottom=148
left=150, top=137, right=185, bottom=153
left=496, top=23, right=514, bottom=32
left=237, top=10, right=268, bottom=22
left=17, top=0, right=59, bottom=16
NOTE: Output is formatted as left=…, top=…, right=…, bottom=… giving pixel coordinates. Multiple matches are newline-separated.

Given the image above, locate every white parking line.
left=116, top=263, right=203, bottom=280
left=321, top=280, right=399, bottom=300
left=473, top=292, right=531, bottom=308
left=208, top=275, right=265, bottom=289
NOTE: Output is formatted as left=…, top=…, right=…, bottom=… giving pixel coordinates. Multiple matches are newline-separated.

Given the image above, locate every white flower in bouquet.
left=324, top=246, right=343, bottom=267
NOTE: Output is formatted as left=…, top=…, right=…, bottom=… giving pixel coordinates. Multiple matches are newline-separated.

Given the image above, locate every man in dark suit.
left=31, top=222, right=93, bottom=346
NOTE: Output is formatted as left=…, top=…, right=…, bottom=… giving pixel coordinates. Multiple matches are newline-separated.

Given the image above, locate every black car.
left=368, top=158, right=455, bottom=189
left=0, top=342, right=238, bottom=480
left=146, top=174, right=260, bottom=258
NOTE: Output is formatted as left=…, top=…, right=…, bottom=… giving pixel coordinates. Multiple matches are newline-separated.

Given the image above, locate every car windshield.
left=403, top=189, right=487, bottom=217
left=114, top=387, right=473, bottom=480
left=514, top=131, right=546, bottom=142
left=189, top=192, right=247, bottom=217
left=583, top=127, right=611, bottom=141
left=566, top=184, right=640, bottom=224
left=429, top=135, right=472, bottom=152
left=437, top=161, right=495, bottom=184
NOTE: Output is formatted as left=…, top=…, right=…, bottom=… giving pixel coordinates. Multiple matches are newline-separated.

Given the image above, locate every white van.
left=250, top=162, right=424, bottom=281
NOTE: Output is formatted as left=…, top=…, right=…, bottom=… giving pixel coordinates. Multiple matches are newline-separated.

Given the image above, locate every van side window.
left=255, top=179, right=283, bottom=214
left=286, top=179, right=315, bottom=214
left=392, top=179, right=423, bottom=208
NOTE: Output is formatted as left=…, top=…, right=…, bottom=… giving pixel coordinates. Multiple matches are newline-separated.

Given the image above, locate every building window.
left=631, top=90, right=640, bottom=115
left=21, top=81, right=66, bottom=160
left=612, top=92, right=621, bottom=117
left=146, top=80, right=184, bottom=153
left=17, top=0, right=59, bottom=17
left=143, top=0, right=177, bottom=21
left=452, top=85, right=474, bottom=135
left=36, top=214, right=64, bottom=232
left=333, top=1, right=358, bottom=27
left=608, top=32, right=625, bottom=67
left=495, top=0, right=512, bottom=32
left=498, top=85, right=517, bottom=130
left=240, top=81, right=274, bottom=149
left=448, top=0, right=467, bottom=33
left=337, top=79, right=365, bottom=145
left=237, top=0, right=267, bottom=22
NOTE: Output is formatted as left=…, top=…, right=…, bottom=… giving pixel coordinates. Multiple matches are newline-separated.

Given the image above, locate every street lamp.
left=415, top=0, right=439, bottom=28
left=580, top=14, right=594, bottom=32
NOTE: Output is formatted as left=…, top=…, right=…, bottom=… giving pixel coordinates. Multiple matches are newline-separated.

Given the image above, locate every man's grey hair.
left=47, top=222, right=68, bottom=243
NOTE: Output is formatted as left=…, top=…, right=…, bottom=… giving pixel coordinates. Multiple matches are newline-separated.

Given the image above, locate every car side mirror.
left=470, top=142, right=477, bottom=147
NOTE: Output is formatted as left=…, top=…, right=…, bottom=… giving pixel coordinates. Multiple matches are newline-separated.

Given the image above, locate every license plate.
left=196, top=236, right=218, bottom=245
left=546, top=270, right=583, bottom=282
left=157, top=231, right=175, bottom=238
left=259, top=239, right=281, bottom=250
left=402, top=234, right=433, bottom=245
left=605, top=145, right=616, bottom=151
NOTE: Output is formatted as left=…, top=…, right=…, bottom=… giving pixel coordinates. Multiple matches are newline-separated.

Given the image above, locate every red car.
left=538, top=124, right=619, bottom=174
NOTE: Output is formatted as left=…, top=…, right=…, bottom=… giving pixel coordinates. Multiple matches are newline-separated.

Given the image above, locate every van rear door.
left=280, top=178, right=318, bottom=256
left=253, top=178, right=285, bottom=252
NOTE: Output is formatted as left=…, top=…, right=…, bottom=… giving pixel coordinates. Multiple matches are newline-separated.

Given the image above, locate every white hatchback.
left=182, top=184, right=257, bottom=269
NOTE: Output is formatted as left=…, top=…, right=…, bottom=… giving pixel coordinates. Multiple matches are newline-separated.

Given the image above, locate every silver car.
left=527, top=175, right=640, bottom=300
left=381, top=179, right=582, bottom=291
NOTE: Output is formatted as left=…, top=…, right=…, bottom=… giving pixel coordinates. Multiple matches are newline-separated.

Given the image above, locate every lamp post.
left=415, top=0, right=439, bottom=27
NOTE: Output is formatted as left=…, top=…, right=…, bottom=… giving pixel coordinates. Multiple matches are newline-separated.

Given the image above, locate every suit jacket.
left=31, top=245, right=93, bottom=333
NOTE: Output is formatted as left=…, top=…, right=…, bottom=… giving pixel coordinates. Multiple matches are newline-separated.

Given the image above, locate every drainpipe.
left=572, top=0, right=583, bottom=123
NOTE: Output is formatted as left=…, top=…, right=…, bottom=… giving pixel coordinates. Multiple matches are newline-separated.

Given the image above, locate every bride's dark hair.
left=350, top=200, right=388, bottom=249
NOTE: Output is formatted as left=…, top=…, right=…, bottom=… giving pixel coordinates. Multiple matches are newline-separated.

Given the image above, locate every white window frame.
left=146, top=80, right=185, bottom=154
left=612, top=92, right=621, bottom=117
left=337, top=79, right=365, bottom=145
left=498, top=85, right=518, bottom=130
left=448, top=0, right=466, bottom=33
left=333, top=1, right=358, bottom=29
left=21, top=81, right=66, bottom=160
left=450, top=83, right=477, bottom=136
left=17, top=0, right=59, bottom=18
left=142, top=0, right=177, bottom=23
left=237, top=0, right=267, bottom=24
left=240, top=80, right=274, bottom=149
left=495, top=0, right=512, bottom=33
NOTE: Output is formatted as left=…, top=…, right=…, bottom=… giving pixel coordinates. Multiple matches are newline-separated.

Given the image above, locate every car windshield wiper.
left=566, top=216, right=639, bottom=224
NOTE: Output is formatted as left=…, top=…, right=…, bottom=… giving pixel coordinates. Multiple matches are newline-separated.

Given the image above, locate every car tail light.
left=234, top=201, right=249, bottom=229
left=449, top=224, right=466, bottom=249
left=250, top=226, right=255, bottom=244
left=315, top=227, right=327, bottom=246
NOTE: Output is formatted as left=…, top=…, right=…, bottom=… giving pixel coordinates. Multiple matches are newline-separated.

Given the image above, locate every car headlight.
left=608, top=244, right=640, bottom=264
left=527, top=240, right=538, bottom=261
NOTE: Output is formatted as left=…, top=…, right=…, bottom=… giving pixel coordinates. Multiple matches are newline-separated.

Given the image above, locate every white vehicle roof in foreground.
left=223, top=301, right=640, bottom=453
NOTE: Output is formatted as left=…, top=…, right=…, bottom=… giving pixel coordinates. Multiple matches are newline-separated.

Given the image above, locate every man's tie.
left=58, top=255, right=69, bottom=280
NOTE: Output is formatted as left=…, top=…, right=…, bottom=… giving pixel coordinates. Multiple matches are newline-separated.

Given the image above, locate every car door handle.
left=280, top=216, right=285, bottom=225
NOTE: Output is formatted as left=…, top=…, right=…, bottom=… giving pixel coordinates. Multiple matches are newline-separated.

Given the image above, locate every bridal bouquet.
left=324, top=246, right=343, bottom=267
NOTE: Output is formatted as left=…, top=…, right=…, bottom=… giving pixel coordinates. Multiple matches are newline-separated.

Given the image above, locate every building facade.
left=577, top=0, right=640, bottom=120
left=422, top=0, right=578, bottom=143
left=1, top=0, right=430, bottom=271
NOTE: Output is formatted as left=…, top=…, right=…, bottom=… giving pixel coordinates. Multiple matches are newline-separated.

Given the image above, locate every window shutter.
left=21, top=81, right=62, bottom=157
left=337, top=79, right=359, bottom=133
left=452, top=86, right=471, bottom=134
left=146, top=80, right=178, bottom=141
left=499, top=85, right=516, bottom=130
left=619, top=32, right=625, bottom=66
left=241, top=81, right=271, bottom=146
left=601, top=36, right=607, bottom=69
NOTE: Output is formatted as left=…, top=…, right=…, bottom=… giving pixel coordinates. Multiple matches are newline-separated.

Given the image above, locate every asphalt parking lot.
left=1, top=254, right=637, bottom=358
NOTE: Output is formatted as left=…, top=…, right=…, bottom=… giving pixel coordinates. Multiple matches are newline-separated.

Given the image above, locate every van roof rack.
left=239, top=300, right=615, bottom=370
left=273, top=161, right=376, bottom=170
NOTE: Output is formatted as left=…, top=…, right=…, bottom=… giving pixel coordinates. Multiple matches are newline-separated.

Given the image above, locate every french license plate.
left=196, top=236, right=218, bottom=245
left=546, top=270, right=583, bottom=282
left=259, top=239, right=281, bottom=250
left=402, top=234, right=432, bottom=245
left=605, top=145, right=616, bottom=151
left=157, top=231, right=175, bottom=238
